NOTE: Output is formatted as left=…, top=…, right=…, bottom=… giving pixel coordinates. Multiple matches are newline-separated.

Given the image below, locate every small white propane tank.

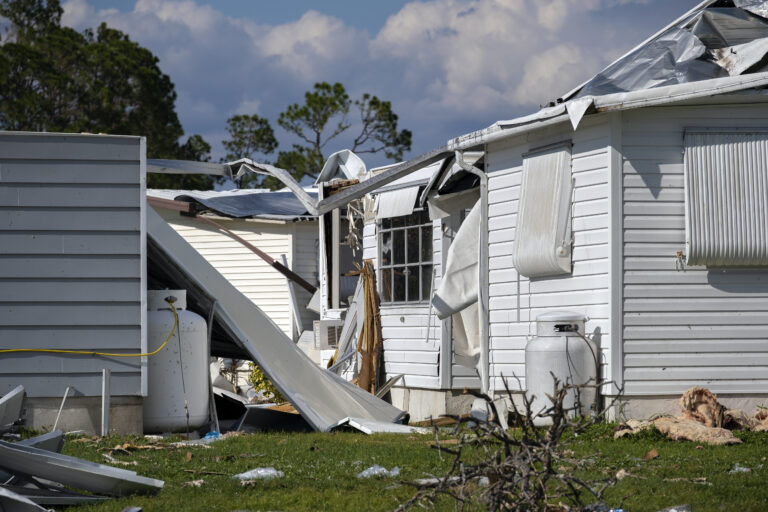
left=143, top=290, right=209, bottom=433
left=524, top=311, right=597, bottom=425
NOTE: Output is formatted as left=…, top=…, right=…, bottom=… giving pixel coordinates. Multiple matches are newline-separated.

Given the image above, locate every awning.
left=375, top=186, right=420, bottom=220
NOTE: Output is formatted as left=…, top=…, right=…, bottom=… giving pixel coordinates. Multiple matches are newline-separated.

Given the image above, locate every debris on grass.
left=614, top=386, right=768, bottom=445
left=233, top=467, right=284, bottom=480
left=643, top=447, right=659, bottom=460
left=183, top=479, right=205, bottom=487
left=357, top=465, right=400, bottom=479
left=728, top=463, right=751, bottom=474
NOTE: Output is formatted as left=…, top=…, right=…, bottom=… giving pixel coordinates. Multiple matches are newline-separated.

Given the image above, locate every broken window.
left=379, top=210, right=433, bottom=303
left=513, top=142, right=573, bottom=278
left=684, top=130, right=768, bottom=266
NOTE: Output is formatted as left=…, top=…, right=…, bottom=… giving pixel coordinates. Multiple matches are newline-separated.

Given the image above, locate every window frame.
left=377, top=209, right=434, bottom=305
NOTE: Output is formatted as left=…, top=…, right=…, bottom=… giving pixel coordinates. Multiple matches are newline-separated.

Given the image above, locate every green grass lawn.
left=48, top=425, right=768, bottom=512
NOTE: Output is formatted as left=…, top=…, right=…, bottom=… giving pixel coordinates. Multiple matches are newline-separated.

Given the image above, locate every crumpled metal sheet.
left=713, top=36, right=768, bottom=75
left=734, top=0, right=768, bottom=21
left=0, top=441, right=164, bottom=496
left=0, top=385, right=24, bottom=432
left=578, top=27, right=715, bottom=97
left=0, top=487, right=52, bottom=512
left=576, top=6, right=768, bottom=99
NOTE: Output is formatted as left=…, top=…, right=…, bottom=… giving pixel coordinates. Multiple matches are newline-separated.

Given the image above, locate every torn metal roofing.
left=147, top=188, right=317, bottom=220
left=449, top=1, right=768, bottom=151
left=315, top=149, right=367, bottom=184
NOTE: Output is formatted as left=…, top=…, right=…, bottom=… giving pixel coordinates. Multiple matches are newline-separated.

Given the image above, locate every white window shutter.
left=684, top=130, right=768, bottom=267
left=513, top=143, right=573, bottom=278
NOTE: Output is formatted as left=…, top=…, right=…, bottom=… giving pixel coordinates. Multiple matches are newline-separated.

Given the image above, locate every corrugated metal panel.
left=0, top=132, right=144, bottom=398
left=685, top=130, right=768, bottom=266
left=512, top=143, right=573, bottom=278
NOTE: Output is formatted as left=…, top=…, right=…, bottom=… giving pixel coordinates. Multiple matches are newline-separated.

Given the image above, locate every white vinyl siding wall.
left=0, top=133, right=145, bottom=398
left=154, top=208, right=317, bottom=339
left=364, top=218, right=442, bottom=388
left=486, top=117, right=612, bottom=392
left=621, top=102, right=768, bottom=395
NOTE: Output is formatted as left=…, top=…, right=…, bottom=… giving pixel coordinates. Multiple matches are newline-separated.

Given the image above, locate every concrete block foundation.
left=23, top=396, right=143, bottom=435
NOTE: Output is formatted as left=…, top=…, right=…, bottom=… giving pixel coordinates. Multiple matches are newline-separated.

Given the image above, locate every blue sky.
left=62, top=0, right=695, bottom=168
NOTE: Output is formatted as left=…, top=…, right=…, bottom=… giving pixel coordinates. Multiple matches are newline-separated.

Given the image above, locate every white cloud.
left=60, top=0, right=683, bottom=161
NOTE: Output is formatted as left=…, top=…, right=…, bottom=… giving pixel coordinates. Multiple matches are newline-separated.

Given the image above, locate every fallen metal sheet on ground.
left=0, top=385, right=25, bottom=432
left=0, top=484, right=108, bottom=506
left=147, top=206, right=406, bottom=432
left=0, top=430, right=65, bottom=484
left=236, top=404, right=312, bottom=433
left=0, top=486, right=52, bottom=512
left=329, top=417, right=430, bottom=435
left=0, top=441, right=164, bottom=496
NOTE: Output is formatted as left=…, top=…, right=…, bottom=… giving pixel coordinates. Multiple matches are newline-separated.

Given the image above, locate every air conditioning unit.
left=313, top=318, right=344, bottom=350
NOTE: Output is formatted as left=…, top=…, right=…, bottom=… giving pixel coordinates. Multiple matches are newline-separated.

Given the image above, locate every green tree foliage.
left=221, top=81, right=412, bottom=189
left=0, top=0, right=214, bottom=189
left=222, top=114, right=278, bottom=188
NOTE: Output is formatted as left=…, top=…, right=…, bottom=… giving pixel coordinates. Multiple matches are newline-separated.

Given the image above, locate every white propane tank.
left=143, top=290, right=209, bottom=433
left=524, top=311, right=597, bottom=425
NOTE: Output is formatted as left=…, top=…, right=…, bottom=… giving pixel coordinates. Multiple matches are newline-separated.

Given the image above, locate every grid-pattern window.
left=379, top=210, right=433, bottom=303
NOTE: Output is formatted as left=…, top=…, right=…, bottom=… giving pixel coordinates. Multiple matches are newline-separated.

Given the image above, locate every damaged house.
left=318, top=0, right=768, bottom=420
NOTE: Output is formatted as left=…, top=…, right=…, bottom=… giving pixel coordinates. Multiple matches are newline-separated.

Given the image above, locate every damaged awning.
left=146, top=206, right=406, bottom=432
left=375, top=186, right=420, bottom=220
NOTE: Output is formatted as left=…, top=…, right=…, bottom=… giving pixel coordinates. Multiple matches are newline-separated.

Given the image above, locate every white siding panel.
left=486, top=119, right=612, bottom=392
left=622, top=104, right=768, bottom=396
left=156, top=209, right=312, bottom=339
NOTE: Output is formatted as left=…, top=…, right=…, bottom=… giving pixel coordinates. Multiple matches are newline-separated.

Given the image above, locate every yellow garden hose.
left=0, top=299, right=179, bottom=358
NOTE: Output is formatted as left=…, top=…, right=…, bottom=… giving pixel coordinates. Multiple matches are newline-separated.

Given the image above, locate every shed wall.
left=0, top=132, right=145, bottom=397
left=621, top=103, right=768, bottom=395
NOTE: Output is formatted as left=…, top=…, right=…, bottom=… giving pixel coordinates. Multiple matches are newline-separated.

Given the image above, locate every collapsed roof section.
left=146, top=206, right=406, bottom=431
left=147, top=188, right=317, bottom=221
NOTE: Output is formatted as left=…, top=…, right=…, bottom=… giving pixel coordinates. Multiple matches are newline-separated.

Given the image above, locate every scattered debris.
left=103, top=453, right=138, bottom=466
left=615, top=386, right=768, bottom=445
left=0, top=440, right=163, bottom=496
left=615, top=469, right=646, bottom=481
left=643, top=447, right=659, bottom=460
left=655, top=505, right=691, bottom=512
left=0, top=385, right=25, bottom=432
left=182, top=480, right=204, bottom=488
left=357, top=465, right=400, bottom=479
left=233, top=467, right=284, bottom=481
left=729, top=463, right=751, bottom=474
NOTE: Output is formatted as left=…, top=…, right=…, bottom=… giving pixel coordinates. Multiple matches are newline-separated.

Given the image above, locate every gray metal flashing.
left=0, top=440, right=164, bottom=496
left=0, top=487, right=52, bottom=512
left=147, top=159, right=232, bottom=178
